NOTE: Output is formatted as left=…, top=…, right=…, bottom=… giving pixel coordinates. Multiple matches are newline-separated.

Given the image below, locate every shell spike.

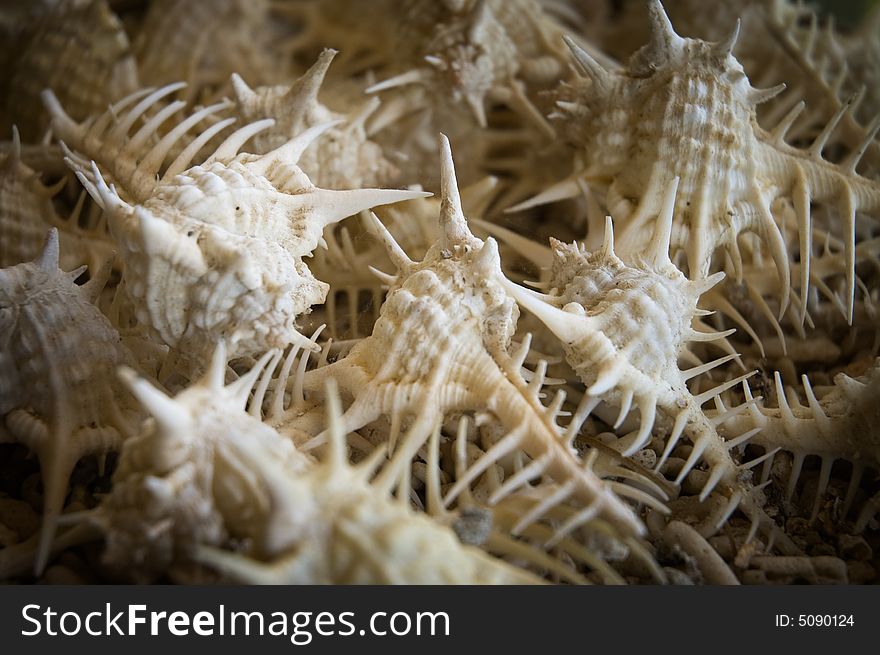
left=365, top=69, right=428, bottom=94
left=562, top=35, right=612, bottom=93
left=4, top=125, right=21, bottom=171
left=842, top=113, right=880, bottom=173
left=809, top=95, right=855, bottom=158
left=310, top=187, right=431, bottom=231
left=228, top=349, right=278, bottom=408
left=502, top=277, right=587, bottom=343
left=230, top=73, right=257, bottom=105
left=470, top=217, right=553, bottom=268
left=81, top=255, right=115, bottom=303
left=34, top=449, right=79, bottom=576
left=162, top=117, right=237, bottom=180
left=646, top=0, right=684, bottom=53
left=86, top=161, right=130, bottom=215
left=600, top=215, right=615, bottom=259
left=438, top=133, right=478, bottom=248
left=110, top=82, right=186, bottom=143
left=36, top=228, right=60, bottom=271
left=749, top=83, right=786, bottom=105
left=368, top=266, right=398, bottom=285
left=366, top=211, right=416, bottom=271
left=203, top=341, right=228, bottom=390
left=472, top=237, right=500, bottom=273
left=623, top=398, right=656, bottom=455
left=206, top=118, right=275, bottom=164
left=324, top=378, right=348, bottom=473
left=712, top=18, right=740, bottom=57
left=770, top=100, right=805, bottom=143
left=464, top=92, right=488, bottom=128
left=118, top=367, right=191, bottom=435
left=648, top=176, right=679, bottom=267
left=589, top=361, right=623, bottom=396
left=40, top=89, right=79, bottom=139
left=259, top=119, right=343, bottom=169
left=691, top=270, right=726, bottom=296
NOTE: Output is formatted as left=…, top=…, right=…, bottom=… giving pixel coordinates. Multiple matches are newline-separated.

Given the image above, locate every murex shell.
left=193, top=376, right=542, bottom=584
left=45, top=85, right=429, bottom=363
left=89, top=345, right=311, bottom=579
left=0, top=230, right=139, bottom=572
left=231, top=49, right=398, bottom=189
left=295, top=136, right=651, bottom=541
left=529, top=0, right=880, bottom=322
left=6, top=0, right=138, bottom=141
left=502, top=181, right=795, bottom=548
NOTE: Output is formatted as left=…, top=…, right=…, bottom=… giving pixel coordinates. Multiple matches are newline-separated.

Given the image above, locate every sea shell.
left=367, top=0, right=568, bottom=126
left=518, top=0, right=880, bottom=323
left=306, top=174, right=499, bottom=339
left=231, top=49, right=398, bottom=189
left=134, top=0, right=290, bottom=105
left=194, top=377, right=543, bottom=584
left=0, top=127, right=114, bottom=271
left=0, top=230, right=139, bottom=573
left=84, top=345, right=311, bottom=580
left=5, top=0, right=138, bottom=141
left=719, top=360, right=880, bottom=527
left=0, top=128, right=65, bottom=268
left=756, top=2, right=880, bottom=172
left=501, top=179, right=795, bottom=548
left=288, top=136, right=652, bottom=541
left=46, top=85, right=429, bottom=364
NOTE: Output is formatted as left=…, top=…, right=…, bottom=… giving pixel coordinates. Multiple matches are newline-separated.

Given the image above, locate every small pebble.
left=663, top=567, right=694, bottom=585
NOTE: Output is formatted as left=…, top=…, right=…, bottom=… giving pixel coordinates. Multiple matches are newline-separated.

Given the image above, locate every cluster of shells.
left=1, top=0, right=879, bottom=585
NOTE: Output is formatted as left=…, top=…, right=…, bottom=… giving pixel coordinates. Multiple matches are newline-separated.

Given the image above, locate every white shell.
left=47, top=87, right=429, bottom=364
left=90, top=345, right=311, bottom=580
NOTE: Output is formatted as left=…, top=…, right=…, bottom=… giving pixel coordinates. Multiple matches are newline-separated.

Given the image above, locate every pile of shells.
left=1, top=0, right=878, bottom=585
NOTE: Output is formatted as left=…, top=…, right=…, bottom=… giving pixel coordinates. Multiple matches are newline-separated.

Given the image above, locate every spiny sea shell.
left=0, top=127, right=114, bottom=271
left=231, top=48, right=398, bottom=189
left=47, top=85, right=429, bottom=364
left=720, top=360, right=880, bottom=527
left=6, top=0, right=138, bottom=141
left=134, top=0, right=289, bottom=105
left=524, top=0, right=880, bottom=322
left=369, top=0, right=569, bottom=124
left=756, top=2, right=880, bottom=173
left=85, top=345, right=310, bottom=581
left=0, top=230, right=139, bottom=573
left=194, top=378, right=543, bottom=584
left=501, top=180, right=793, bottom=548
left=0, top=128, right=65, bottom=268
left=292, top=136, right=651, bottom=541
left=306, top=175, right=499, bottom=339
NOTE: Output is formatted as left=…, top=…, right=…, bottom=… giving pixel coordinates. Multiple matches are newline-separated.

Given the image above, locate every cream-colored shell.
left=293, top=136, right=648, bottom=541
left=231, top=49, right=397, bottom=189
left=529, top=0, right=880, bottom=322
left=47, top=87, right=429, bottom=364
left=0, top=230, right=139, bottom=573
left=194, top=378, right=542, bottom=584
left=89, top=345, right=311, bottom=580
